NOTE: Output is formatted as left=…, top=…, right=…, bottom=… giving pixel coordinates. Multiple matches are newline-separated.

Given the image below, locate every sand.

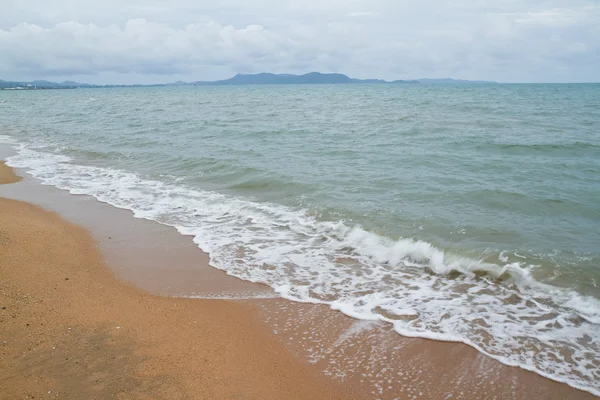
left=0, top=165, right=360, bottom=399
left=0, top=161, right=22, bottom=184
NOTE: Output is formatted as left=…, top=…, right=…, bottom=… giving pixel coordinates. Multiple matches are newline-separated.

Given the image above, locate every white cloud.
left=513, top=8, right=594, bottom=26
left=345, top=12, right=380, bottom=18
left=0, top=0, right=598, bottom=83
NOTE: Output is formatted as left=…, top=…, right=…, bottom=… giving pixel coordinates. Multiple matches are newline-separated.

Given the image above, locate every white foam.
left=181, top=292, right=279, bottom=300
left=5, top=143, right=600, bottom=397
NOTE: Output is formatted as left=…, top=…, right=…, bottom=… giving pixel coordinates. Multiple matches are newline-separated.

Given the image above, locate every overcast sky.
left=1, top=0, right=598, bottom=84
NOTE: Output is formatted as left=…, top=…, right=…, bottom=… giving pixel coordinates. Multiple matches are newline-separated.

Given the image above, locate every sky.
left=0, top=0, right=599, bottom=84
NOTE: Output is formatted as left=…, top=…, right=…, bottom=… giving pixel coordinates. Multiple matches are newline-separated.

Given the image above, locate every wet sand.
left=0, top=161, right=21, bottom=184
left=1, top=160, right=597, bottom=400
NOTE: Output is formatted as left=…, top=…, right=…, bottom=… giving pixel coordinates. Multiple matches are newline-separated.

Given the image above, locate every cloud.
left=0, top=20, right=291, bottom=76
left=0, top=0, right=598, bottom=83
left=345, top=12, right=380, bottom=18
left=0, top=17, right=364, bottom=80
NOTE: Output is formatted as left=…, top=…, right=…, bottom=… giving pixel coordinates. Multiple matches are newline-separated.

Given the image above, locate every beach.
left=2, top=0, right=600, bottom=393
left=0, top=162, right=359, bottom=399
left=2, top=158, right=598, bottom=399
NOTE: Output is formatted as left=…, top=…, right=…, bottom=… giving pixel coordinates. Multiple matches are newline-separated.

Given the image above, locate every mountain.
left=417, top=78, right=497, bottom=84
left=194, top=72, right=354, bottom=85
left=193, top=73, right=421, bottom=85
left=61, top=80, right=93, bottom=87
left=1, top=74, right=497, bottom=90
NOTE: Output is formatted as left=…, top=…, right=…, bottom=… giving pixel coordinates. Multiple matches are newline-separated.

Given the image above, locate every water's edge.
left=2, top=135, right=598, bottom=397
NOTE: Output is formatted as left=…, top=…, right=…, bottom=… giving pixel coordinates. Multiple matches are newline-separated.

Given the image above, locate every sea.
left=1, top=83, right=599, bottom=396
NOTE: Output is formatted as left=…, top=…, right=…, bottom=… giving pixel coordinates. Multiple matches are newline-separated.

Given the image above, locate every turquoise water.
left=1, top=84, right=599, bottom=394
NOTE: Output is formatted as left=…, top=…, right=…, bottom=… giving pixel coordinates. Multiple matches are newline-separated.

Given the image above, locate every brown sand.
left=0, top=197, right=361, bottom=397
left=0, top=161, right=22, bottom=184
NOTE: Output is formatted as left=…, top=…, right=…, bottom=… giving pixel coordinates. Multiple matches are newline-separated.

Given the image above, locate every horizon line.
left=2, top=71, right=600, bottom=87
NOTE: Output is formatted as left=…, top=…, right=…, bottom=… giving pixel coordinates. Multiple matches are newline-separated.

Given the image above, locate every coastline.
left=0, top=164, right=359, bottom=399
left=1, top=160, right=597, bottom=399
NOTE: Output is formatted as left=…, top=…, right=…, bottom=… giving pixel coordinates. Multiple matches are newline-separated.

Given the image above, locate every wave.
left=4, top=141, right=600, bottom=396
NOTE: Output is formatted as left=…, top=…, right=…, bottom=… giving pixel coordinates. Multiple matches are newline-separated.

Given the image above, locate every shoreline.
left=0, top=164, right=361, bottom=399
left=1, top=160, right=597, bottom=399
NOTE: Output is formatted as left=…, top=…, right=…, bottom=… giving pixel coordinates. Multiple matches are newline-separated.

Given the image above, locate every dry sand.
left=0, top=164, right=360, bottom=399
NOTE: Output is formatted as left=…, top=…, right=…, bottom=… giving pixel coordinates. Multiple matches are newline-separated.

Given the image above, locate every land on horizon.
left=0, top=72, right=497, bottom=90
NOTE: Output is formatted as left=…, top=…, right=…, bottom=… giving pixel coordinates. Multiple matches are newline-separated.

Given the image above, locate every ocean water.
left=1, top=84, right=599, bottom=395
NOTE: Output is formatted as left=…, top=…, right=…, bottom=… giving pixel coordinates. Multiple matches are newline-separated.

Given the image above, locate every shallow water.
left=1, top=83, right=599, bottom=395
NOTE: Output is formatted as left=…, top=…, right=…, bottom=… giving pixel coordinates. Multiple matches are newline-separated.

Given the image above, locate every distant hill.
left=194, top=72, right=352, bottom=85
left=0, top=79, right=95, bottom=89
left=1, top=73, right=497, bottom=90
left=193, top=72, right=419, bottom=85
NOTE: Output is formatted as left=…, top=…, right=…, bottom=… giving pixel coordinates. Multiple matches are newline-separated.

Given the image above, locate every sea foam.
left=5, top=142, right=600, bottom=396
